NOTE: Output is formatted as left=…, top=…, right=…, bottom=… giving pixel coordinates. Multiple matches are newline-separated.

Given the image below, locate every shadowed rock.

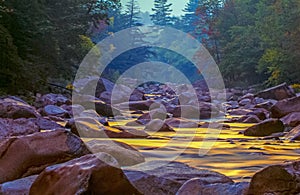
left=244, top=119, right=284, bottom=136
left=30, top=154, right=141, bottom=195
left=255, top=83, right=295, bottom=100
left=248, top=160, right=300, bottom=194
left=271, top=96, right=300, bottom=118
left=0, top=118, right=39, bottom=138
left=0, top=130, right=90, bottom=184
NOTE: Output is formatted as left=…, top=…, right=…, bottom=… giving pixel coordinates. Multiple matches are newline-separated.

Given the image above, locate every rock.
left=165, top=118, right=199, bottom=128
left=239, top=98, right=252, bottom=106
left=280, top=112, right=300, bottom=127
left=130, top=89, right=146, bottom=101
left=29, top=154, right=141, bottom=195
left=256, top=83, right=296, bottom=100
left=0, top=97, right=40, bottom=119
left=60, top=104, right=85, bottom=117
left=35, top=117, right=63, bottom=130
left=200, top=122, right=230, bottom=130
left=248, top=160, right=300, bottom=195
left=242, top=115, right=261, bottom=123
left=86, top=140, right=145, bottom=166
left=0, top=130, right=90, bottom=183
left=229, top=108, right=253, bottom=116
left=246, top=108, right=268, bottom=120
left=67, top=117, right=148, bottom=138
left=244, top=119, right=284, bottom=136
left=125, top=161, right=233, bottom=195
left=36, top=93, right=71, bottom=107
left=178, top=92, right=196, bottom=105
left=255, top=101, right=275, bottom=111
left=0, top=175, right=38, bottom=195
left=118, top=100, right=154, bottom=111
left=176, top=178, right=249, bottom=195
left=271, top=96, right=300, bottom=118
left=72, top=95, right=122, bottom=117
left=144, top=119, right=175, bottom=132
left=42, top=105, right=69, bottom=117
left=285, top=124, right=300, bottom=141
left=0, top=118, right=39, bottom=138
left=170, top=103, right=219, bottom=119
left=79, top=109, right=108, bottom=125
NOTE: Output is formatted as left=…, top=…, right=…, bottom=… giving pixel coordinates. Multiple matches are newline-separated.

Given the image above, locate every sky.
left=121, top=0, right=189, bottom=16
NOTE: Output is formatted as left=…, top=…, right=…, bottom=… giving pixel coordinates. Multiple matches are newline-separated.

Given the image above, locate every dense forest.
left=1, top=0, right=300, bottom=95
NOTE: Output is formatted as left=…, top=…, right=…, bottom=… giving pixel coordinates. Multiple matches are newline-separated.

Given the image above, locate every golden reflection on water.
left=83, top=121, right=300, bottom=182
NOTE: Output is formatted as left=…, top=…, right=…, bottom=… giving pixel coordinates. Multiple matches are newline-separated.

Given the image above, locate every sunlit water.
left=84, top=119, right=300, bottom=182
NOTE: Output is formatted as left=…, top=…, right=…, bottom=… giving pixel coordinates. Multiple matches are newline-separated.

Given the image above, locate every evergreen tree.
left=182, top=0, right=199, bottom=35
left=150, top=0, right=173, bottom=26
left=125, top=0, right=141, bottom=27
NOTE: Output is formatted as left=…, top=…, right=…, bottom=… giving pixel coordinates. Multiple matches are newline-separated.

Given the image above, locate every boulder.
left=255, top=83, right=296, bottom=100
left=130, top=89, right=146, bottom=101
left=165, top=118, right=199, bottom=128
left=72, top=95, right=122, bottom=117
left=144, top=119, right=175, bottom=132
left=42, top=105, right=69, bottom=117
left=29, top=154, right=141, bottom=195
left=242, top=115, right=261, bottom=123
left=35, top=93, right=71, bottom=107
left=125, top=161, right=233, bottom=195
left=285, top=124, right=300, bottom=141
left=248, top=160, right=300, bottom=195
left=0, top=130, right=90, bottom=183
left=0, top=118, right=39, bottom=138
left=35, top=117, right=63, bottom=130
left=118, top=100, right=154, bottom=111
left=86, top=140, right=145, bottom=166
left=0, top=175, right=37, bottom=195
left=176, top=178, right=249, bottom=195
left=280, top=112, right=300, bottom=127
left=271, top=96, right=300, bottom=118
left=228, top=108, right=253, bottom=116
left=244, top=119, right=284, bottom=136
left=170, top=103, right=219, bottom=119
left=0, top=97, right=40, bottom=119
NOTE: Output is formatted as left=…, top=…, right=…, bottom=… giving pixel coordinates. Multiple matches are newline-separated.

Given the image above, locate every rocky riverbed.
left=0, top=78, right=300, bottom=194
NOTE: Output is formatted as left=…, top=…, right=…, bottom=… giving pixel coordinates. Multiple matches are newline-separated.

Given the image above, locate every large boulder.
left=280, top=112, right=300, bottom=127
left=0, top=118, right=39, bottom=138
left=255, top=83, right=296, bottom=100
left=29, top=154, right=141, bottom=195
left=271, top=96, right=300, bottom=118
left=0, top=175, right=37, bottom=195
left=0, top=130, right=90, bottom=183
left=86, top=140, right=145, bottom=166
left=42, top=105, right=69, bottom=117
left=125, top=161, right=233, bottom=195
left=176, top=178, right=249, bottom=195
left=244, top=119, right=284, bottom=136
left=248, top=160, right=300, bottom=195
left=0, top=97, right=40, bottom=119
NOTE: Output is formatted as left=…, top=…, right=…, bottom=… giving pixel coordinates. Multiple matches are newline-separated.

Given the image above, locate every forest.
left=1, top=0, right=300, bottom=95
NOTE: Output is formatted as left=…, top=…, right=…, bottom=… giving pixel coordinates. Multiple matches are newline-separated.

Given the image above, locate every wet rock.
left=0, top=118, right=39, bottom=138
left=67, top=117, right=148, bottom=138
left=280, top=112, right=300, bottom=127
left=36, top=93, right=71, bottom=107
left=72, top=95, right=122, bottom=117
left=285, top=124, right=300, bottom=141
left=242, top=115, right=261, bottom=123
left=271, top=96, right=300, bottom=118
left=145, top=119, right=175, bottom=132
left=165, top=118, right=199, bottom=128
left=229, top=108, right=253, bottom=116
left=0, top=175, right=37, bottom=195
left=244, top=119, right=284, bottom=136
left=0, top=97, right=40, bottom=119
left=0, top=130, right=90, bottom=183
left=256, top=83, right=296, bottom=100
left=176, top=178, right=249, bottom=195
left=30, top=154, right=141, bottom=195
left=35, top=117, right=63, bottom=130
left=86, top=140, right=145, bottom=166
left=248, top=160, right=300, bottom=195
left=42, top=105, right=69, bottom=117
left=125, top=161, right=233, bottom=195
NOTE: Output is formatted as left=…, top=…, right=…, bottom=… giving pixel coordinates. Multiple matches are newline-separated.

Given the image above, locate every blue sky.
left=120, top=0, right=189, bottom=16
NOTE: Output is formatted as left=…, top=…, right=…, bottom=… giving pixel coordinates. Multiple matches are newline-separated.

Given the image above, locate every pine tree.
left=150, top=0, right=173, bottom=26
left=182, top=0, right=199, bottom=34
left=125, top=0, right=141, bottom=27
